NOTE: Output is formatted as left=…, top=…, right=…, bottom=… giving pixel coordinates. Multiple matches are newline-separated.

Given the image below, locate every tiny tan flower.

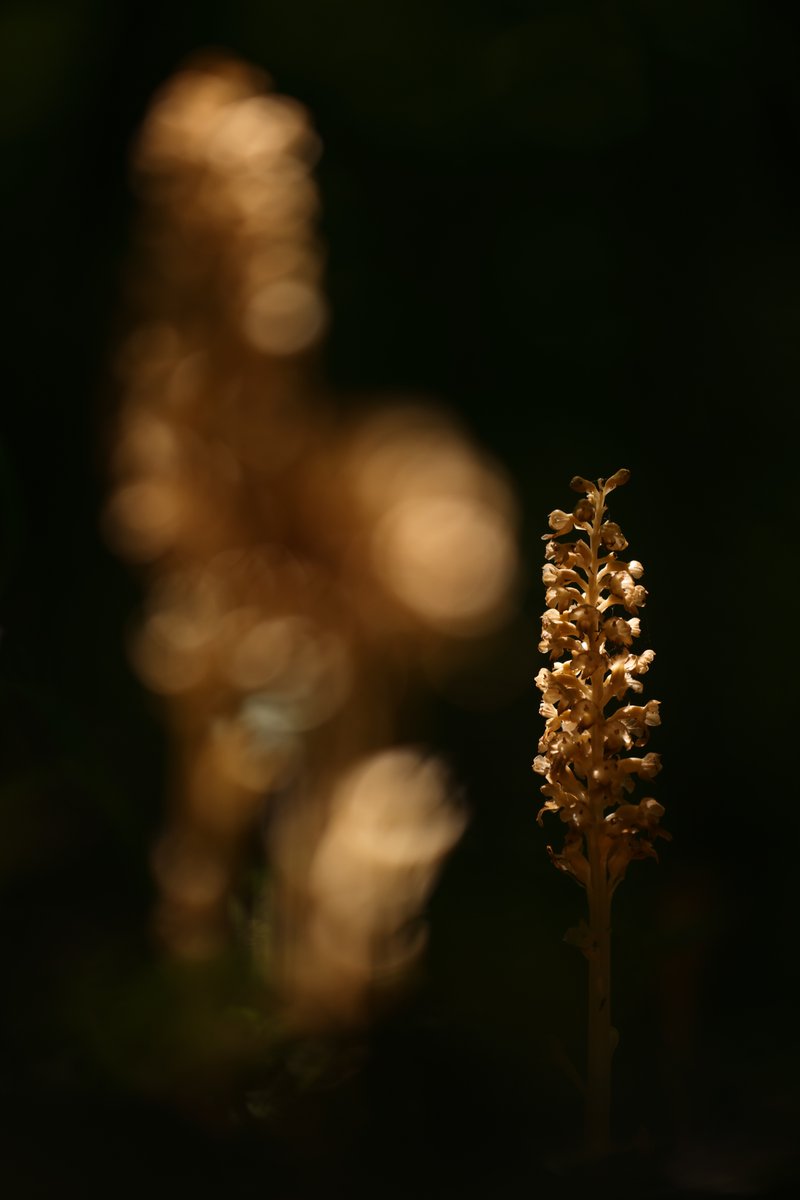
left=548, top=509, right=575, bottom=534
left=600, top=521, right=628, bottom=552
left=629, top=648, right=655, bottom=675
left=603, top=616, right=636, bottom=646
left=546, top=585, right=582, bottom=612
left=571, top=646, right=606, bottom=677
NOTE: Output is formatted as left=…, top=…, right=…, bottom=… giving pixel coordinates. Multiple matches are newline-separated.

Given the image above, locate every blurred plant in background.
left=106, top=54, right=517, bottom=1033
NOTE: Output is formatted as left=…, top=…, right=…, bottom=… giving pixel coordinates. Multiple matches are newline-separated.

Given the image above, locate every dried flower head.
left=535, top=470, right=668, bottom=893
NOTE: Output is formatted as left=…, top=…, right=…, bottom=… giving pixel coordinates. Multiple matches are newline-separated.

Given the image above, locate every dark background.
left=1, top=1, right=798, bottom=1196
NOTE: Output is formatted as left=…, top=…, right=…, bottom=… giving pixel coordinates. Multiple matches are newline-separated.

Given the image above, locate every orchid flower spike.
left=534, top=469, right=667, bottom=1156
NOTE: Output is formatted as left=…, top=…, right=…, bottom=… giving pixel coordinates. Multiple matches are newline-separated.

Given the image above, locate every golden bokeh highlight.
left=108, top=54, right=518, bottom=1022
left=274, top=750, right=466, bottom=1026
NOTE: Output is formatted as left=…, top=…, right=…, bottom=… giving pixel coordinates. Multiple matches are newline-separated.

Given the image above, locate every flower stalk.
left=534, top=469, right=667, bottom=1157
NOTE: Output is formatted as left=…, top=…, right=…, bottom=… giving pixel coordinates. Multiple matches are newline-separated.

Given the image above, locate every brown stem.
left=585, top=485, right=613, bottom=1157
left=586, top=831, right=612, bottom=1155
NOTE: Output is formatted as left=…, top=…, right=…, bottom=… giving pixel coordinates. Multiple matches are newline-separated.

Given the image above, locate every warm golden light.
left=106, top=480, right=186, bottom=562
left=324, top=750, right=467, bottom=871
left=151, top=830, right=228, bottom=910
left=341, top=406, right=518, bottom=634
left=372, top=493, right=515, bottom=633
left=108, top=55, right=518, bottom=1023
left=276, top=750, right=465, bottom=1025
left=242, top=279, right=327, bottom=355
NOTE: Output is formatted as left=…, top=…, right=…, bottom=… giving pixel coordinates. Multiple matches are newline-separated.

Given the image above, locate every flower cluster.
left=534, top=469, right=667, bottom=892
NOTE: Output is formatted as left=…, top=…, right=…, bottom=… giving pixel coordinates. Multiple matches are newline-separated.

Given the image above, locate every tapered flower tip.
left=605, top=467, right=631, bottom=492
left=569, top=475, right=597, bottom=495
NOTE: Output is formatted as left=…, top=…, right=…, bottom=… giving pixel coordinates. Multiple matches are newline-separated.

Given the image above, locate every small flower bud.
left=573, top=498, right=595, bottom=526
left=570, top=476, right=597, bottom=494
left=605, top=467, right=631, bottom=492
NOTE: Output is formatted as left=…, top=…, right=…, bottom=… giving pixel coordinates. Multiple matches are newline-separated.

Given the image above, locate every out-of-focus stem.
left=585, top=486, right=612, bottom=1156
